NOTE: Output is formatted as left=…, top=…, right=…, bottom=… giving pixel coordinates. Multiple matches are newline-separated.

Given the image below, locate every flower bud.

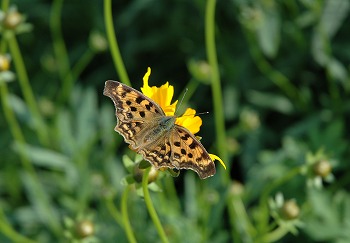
left=313, top=160, right=332, bottom=178
left=3, top=10, right=23, bottom=29
left=281, top=200, right=300, bottom=220
left=240, top=109, right=260, bottom=131
left=0, top=54, right=11, bottom=71
left=89, top=31, right=108, bottom=52
left=229, top=181, right=244, bottom=197
left=75, top=220, right=94, bottom=238
left=188, top=60, right=211, bottom=84
left=133, top=163, right=158, bottom=183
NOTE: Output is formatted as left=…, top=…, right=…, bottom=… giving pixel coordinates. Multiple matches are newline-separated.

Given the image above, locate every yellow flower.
left=175, top=108, right=202, bottom=134
left=140, top=67, right=226, bottom=170
left=141, top=67, right=178, bottom=116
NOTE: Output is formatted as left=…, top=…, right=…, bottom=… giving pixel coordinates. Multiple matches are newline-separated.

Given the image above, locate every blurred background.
left=1, top=0, right=350, bottom=242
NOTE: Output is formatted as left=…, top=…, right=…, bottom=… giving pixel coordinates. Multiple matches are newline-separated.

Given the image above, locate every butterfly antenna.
left=175, top=87, right=188, bottom=116
left=180, top=111, right=210, bottom=118
left=195, top=111, right=210, bottom=116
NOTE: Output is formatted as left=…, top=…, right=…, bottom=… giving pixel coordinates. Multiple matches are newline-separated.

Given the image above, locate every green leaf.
left=12, top=142, right=78, bottom=184
left=305, top=190, right=350, bottom=241
left=139, top=160, right=151, bottom=169
left=247, top=90, right=294, bottom=114
left=21, top=172, right=61, bottom=233
left=75, top=87, right=98, bottom=149
left=122, top=154, right=135, bottom=172
left=256, top=4, right=281, bottom=58
left=320, top=0, right=350, bottom=39
left=55, top=109, right=76, bottom=156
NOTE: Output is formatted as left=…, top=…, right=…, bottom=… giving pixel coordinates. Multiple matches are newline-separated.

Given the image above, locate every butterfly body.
left=103, top=80, right=216, bottom=179
left=143, top=116, right=176, bottom=144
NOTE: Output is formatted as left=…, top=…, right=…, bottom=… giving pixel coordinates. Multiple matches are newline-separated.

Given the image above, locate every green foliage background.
left=1, top=0, right=350, bottom=242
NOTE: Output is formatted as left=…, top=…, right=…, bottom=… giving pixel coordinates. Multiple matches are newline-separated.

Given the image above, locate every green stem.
left=257, top=166, right=302, bottom=236
left=142, top=168, right=169, bottom=243
left=0, top=84, right=35, bottom=173
left=8, top=36, right=49, bottom=146
left=244, top=29, right=301, bottom=106
left=105, top=196, right=124, bottom=228
left=1, top=0, right=9, bottom=11
left=163, top=176, right=181, bottom=212
left=1, top=50, right=60, bottom=238
left=50, top=0, right=75, bottom=103
left=121, top=186, right=137, bottom=243
left=205, top=0, right=228, bottom=178
left=103, top=0, right=131, bottom=87
left=262, top=225, right=289, bottom=242
left=70, top=48, right=95, bottom=83
left=228, top=194, right=256, bottom=241
left=0, top=208, right=36, bottom=243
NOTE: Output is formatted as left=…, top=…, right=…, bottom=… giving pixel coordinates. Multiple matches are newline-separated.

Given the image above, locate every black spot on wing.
left=136, top=96, right=144, bottom=104
left=189, top=141, right=197, bottom=149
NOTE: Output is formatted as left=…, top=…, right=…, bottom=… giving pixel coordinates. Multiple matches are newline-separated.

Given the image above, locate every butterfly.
left=103, top=80, right=216, bottom=179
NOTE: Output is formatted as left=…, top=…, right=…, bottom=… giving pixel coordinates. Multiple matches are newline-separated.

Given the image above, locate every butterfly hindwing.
left=138, top=136, right=175, bottom=169
left=170, top=125, right=215, bottom=179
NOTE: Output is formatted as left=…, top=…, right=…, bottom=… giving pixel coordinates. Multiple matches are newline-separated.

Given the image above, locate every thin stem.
left=0, top=104, right=61, bottom=235
left=142, top=168, right=169, bottom=243
left=50, top=0, right=75, bottom=103
left=0, top=84, right=34, bottom=173
left=0, top=208, right=36, bottom=243
left=121, top=186, right=137, bottom=243
left=244, top=29, right=302, bottom=107
left=103, top=0, right=131, bottom=87
left=205, top=0, right=228, bottom=175
left=70, top=48, right=95, bottom=83
left=105, top=196, right=124, bottom=228
left=262, top=225, right=289, bottom=242
left=8, top=36, right=49, bottom=146
left=1, top=0, right=9, bottom=11
left=228, top=194, right=256, bottom=241
left=163, top=177, right=181, bottom=212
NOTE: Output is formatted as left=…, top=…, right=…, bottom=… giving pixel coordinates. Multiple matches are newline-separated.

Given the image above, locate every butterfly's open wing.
left=138, top=137, right=176, bottom=169
left=170, top=125, right=216, bottom=179
left=103, top=81, right=164, bottom=149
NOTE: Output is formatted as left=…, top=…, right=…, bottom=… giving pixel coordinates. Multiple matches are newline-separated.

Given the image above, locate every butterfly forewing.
left=103, top=81, right=164, bottom=149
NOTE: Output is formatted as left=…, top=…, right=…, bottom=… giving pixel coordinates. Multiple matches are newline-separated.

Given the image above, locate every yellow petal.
left=176, top=108, right=202, bottom=134
left=140, top=68, right=177, bottom=115
left=140, top=67, right=153, bottom=97
left=209, top=154, right=227, bottom=170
